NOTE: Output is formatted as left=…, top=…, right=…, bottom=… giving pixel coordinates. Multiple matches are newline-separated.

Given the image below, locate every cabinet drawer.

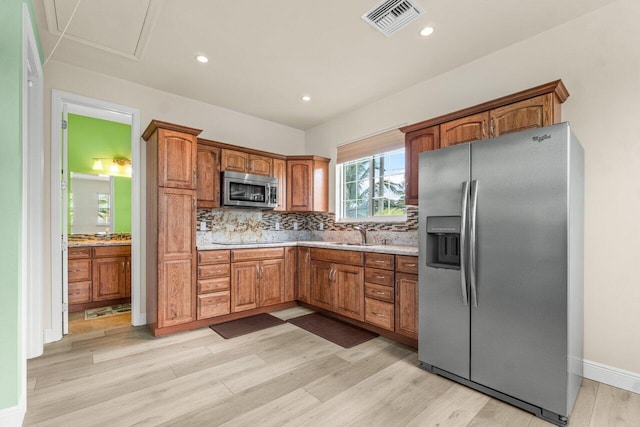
left=365, top=252, right=394, bottom=270
left=364, top=267, right=394, bottom=287
left=197, top=291, right=230, bottom=319
left=198, top=250, right=230, bottom=265
left=68, top=247, right=91, bottom=259
left=68, top=281, right=91, bottom=304
left=310, top=248, right=363, bottom=266
left=198, top=264, right=230, bottom=279
left=198, top=278, right=230, bottom=294
left=396, top=256, right=418, bottom=274
left=68, top=259, right=92, bottom=282
left=93, top=245, right=131, bottom=258
left=365, top=282, right=394, bottom=303
left=365, top=298, right=394, bottom=331
left=232, top=247, right=284, bottom=262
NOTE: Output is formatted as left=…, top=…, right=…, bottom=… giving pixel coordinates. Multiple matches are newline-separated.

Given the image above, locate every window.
left=339, top=148, right=406, bottom=221
left=97, top=193, right=111, bottom=225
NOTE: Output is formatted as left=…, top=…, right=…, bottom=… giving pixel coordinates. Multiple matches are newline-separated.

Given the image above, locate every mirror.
left=69, top=172, right=131, bottom=235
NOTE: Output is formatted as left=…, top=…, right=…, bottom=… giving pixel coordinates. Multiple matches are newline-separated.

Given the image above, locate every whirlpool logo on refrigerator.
left=532, top=134, right=551, bottom=143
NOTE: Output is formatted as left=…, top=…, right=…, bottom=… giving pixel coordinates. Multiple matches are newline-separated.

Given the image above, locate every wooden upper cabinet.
left=440, top=112, right=489, bottom=148
left=405, top=125, right=439, bottom=206
left=489, top=93, right=554, bottom=137
left=157, top=129, right=198, bottom=189
left=273, top=158, right=287, bottom=211
left=221, top=149, right=273, bottom=176
left=286, top=156, right=330, bottom=212
left=248, top=154, right=273, bottom=176
left=196, top=144, right=220, bottom=208
left=221, top=149, right=249, bottom=173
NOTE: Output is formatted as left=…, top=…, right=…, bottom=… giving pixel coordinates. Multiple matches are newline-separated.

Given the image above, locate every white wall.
left=306, top=0, right=640, bottom=376
left=42, top=61, right=306, bottom=330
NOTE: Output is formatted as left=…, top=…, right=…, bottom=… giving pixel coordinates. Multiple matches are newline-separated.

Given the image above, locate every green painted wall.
left=0, top=0, right=37, bottom=412
left=67, top=113, right=132, bottom=233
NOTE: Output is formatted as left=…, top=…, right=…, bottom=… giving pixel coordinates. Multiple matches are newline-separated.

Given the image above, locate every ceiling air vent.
left=362, top=0, right=424, bottom=37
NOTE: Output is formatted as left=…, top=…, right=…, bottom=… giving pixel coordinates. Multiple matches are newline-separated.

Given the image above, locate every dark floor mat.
left=210, top=313, right=285, bottom=339
left=287, top=313, right=378, bottom=348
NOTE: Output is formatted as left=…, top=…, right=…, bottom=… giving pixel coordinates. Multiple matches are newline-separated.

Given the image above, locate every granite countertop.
left=197, top=241, right=418, bottom=256
left=69, top=240, right=132, bottom=247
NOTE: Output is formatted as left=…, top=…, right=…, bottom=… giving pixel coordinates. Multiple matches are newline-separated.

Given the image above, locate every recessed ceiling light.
left=196, top=55, right=209, bottom=63
left=302, top=95, right=311, bottom=102
left=420, top=26, right=434, bottom=37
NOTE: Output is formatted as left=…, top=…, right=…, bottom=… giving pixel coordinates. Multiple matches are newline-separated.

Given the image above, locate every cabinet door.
left=248, top=154, right=273, bottom=176
left=231, top=261, right=259, bottom=312
left=68, top=259, right=92, bottom=282
left=309, top=260, right=334, bottom=311
left=286, top=160, right=312, bottom=211
left=259, top=259, right=285, bottom=307
left=158, top=188, right=195, bottom=260
left=196, top=144, right=220, bottom=208
left=273, top=158, right=287, bottom=211
left=490, top=93, right=553, bottom=138
left=405, top=125, right=439, bottom=206
left=297, top=247, right=311, bottom=302
left=334, top=264, right=364, bottom=321
left=440, top=112, right=489, bottom=148
left=395, top=273, right=418, bottom=339
left=125, top=256, right=131, bottom=297
left=158, top=258, right=195, bottom=327
left=158, top=129, right=197, bottom=189
left=92, top=256, right=126, bottom=301
left=284, top=246, right=296, bottom=302
left=221, top=149, right=249, bottom=173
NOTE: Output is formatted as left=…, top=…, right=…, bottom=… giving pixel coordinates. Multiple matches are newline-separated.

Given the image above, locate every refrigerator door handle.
left=460, top=181, right=470, bottom=306
left=470, top=179, right=479, bottom=307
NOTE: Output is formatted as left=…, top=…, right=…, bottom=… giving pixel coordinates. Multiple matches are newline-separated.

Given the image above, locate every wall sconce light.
left=92, top=159, right=104, bottom=171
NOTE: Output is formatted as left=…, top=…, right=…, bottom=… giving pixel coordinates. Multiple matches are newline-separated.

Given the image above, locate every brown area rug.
left=287, top=313, right=377, bottom=348
left=210, top=313, right=285, bottom=339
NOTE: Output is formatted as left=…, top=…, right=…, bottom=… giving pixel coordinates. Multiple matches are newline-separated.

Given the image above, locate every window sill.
left=335, top=215, right=407, bottom=225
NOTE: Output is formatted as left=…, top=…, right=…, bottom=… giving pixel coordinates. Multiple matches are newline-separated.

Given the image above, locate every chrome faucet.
left=353, top=226, right=367, bottom=245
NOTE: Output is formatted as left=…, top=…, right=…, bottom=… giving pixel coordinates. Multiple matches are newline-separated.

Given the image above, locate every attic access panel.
left=43, top=0, right=158, bottom=59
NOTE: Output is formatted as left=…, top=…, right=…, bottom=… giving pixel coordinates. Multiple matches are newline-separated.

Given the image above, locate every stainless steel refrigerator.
left=418, top=122, right=583, bottom=426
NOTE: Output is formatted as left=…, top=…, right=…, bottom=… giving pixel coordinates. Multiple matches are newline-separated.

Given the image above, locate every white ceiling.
left=35, top=0, right=616, bottom=130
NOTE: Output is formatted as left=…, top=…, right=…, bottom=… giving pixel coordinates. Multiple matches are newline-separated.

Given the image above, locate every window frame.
left=336, top=148, right=407, bottom=224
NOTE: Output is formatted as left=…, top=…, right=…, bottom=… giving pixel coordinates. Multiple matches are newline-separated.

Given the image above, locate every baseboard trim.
left=43, top=328, right=60, bottom=344
left=583, top=359, right=640, bottom=394
left=0, top=394, right=25, bottom=427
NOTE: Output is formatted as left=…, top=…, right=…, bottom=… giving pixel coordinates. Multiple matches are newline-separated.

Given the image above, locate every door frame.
left=48, top=90, right=143, bottom=341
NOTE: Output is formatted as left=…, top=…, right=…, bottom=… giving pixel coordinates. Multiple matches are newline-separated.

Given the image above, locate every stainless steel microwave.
left=221, top=171, right=278, bottom=209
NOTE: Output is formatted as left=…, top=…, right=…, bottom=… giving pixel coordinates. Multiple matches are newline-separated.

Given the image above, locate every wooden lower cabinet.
left=395, top=272, right=419, bottom=339
left=68, top=245, right=131, bottom=310
left=334, top=264, right=364, bottom=322
left=365, top=297, right=394, bottom=331
left=284, top=247, right=296, bottom=302
left=230, top=251, right=285, bottom=313
left=158, top=258, right=195, bottom=328
left=309, top=260, right=335, bottom=311
left=92, top=257, right=127, bottom=302
left=198, top=292, right=230, bottom=319
left=296, top=247, right=311, bottom=302
left=231, top=261, right=259, bottom=312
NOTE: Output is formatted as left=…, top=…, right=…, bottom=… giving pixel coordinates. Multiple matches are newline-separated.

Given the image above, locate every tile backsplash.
left=196, top=207, right=418, bottom=247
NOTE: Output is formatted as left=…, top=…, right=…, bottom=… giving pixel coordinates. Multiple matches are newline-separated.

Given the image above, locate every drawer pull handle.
left=374, top=260, right=386, bottom=263
left=404, top=263, right=416, bottom=267
left=375, top=275, right=385, bottom=279
left=372, top=312, right=385, bottom=317
left=373, top=291, right=386, bottom=295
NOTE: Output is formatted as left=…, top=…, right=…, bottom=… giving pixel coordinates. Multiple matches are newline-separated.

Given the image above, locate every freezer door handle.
left=460, top=181, right=470, bottom=306
left=470, top=179, right=479, bottom=307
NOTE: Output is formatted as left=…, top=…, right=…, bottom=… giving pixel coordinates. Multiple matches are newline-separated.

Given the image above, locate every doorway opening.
left=49, top=91, right=142, bottom=340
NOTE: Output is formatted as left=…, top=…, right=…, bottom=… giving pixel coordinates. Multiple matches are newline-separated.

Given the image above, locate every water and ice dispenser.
left=426, top=216, right=461, bottom=270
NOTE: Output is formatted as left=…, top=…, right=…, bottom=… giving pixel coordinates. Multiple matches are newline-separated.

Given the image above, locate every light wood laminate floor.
left=25, top=307, right=640, bottom=426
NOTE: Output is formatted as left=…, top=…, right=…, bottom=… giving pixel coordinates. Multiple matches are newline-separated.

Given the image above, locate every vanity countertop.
left=69, top=240, right=132, bottom=247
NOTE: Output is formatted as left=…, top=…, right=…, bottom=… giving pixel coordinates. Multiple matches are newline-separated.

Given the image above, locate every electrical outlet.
left=199, top=221, right=207, bottom=231
left=293, top=221, right=299, bottom=231
left=275, top=222, right=280, bottom=231
left=319, top=223, right=324, bottom=231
